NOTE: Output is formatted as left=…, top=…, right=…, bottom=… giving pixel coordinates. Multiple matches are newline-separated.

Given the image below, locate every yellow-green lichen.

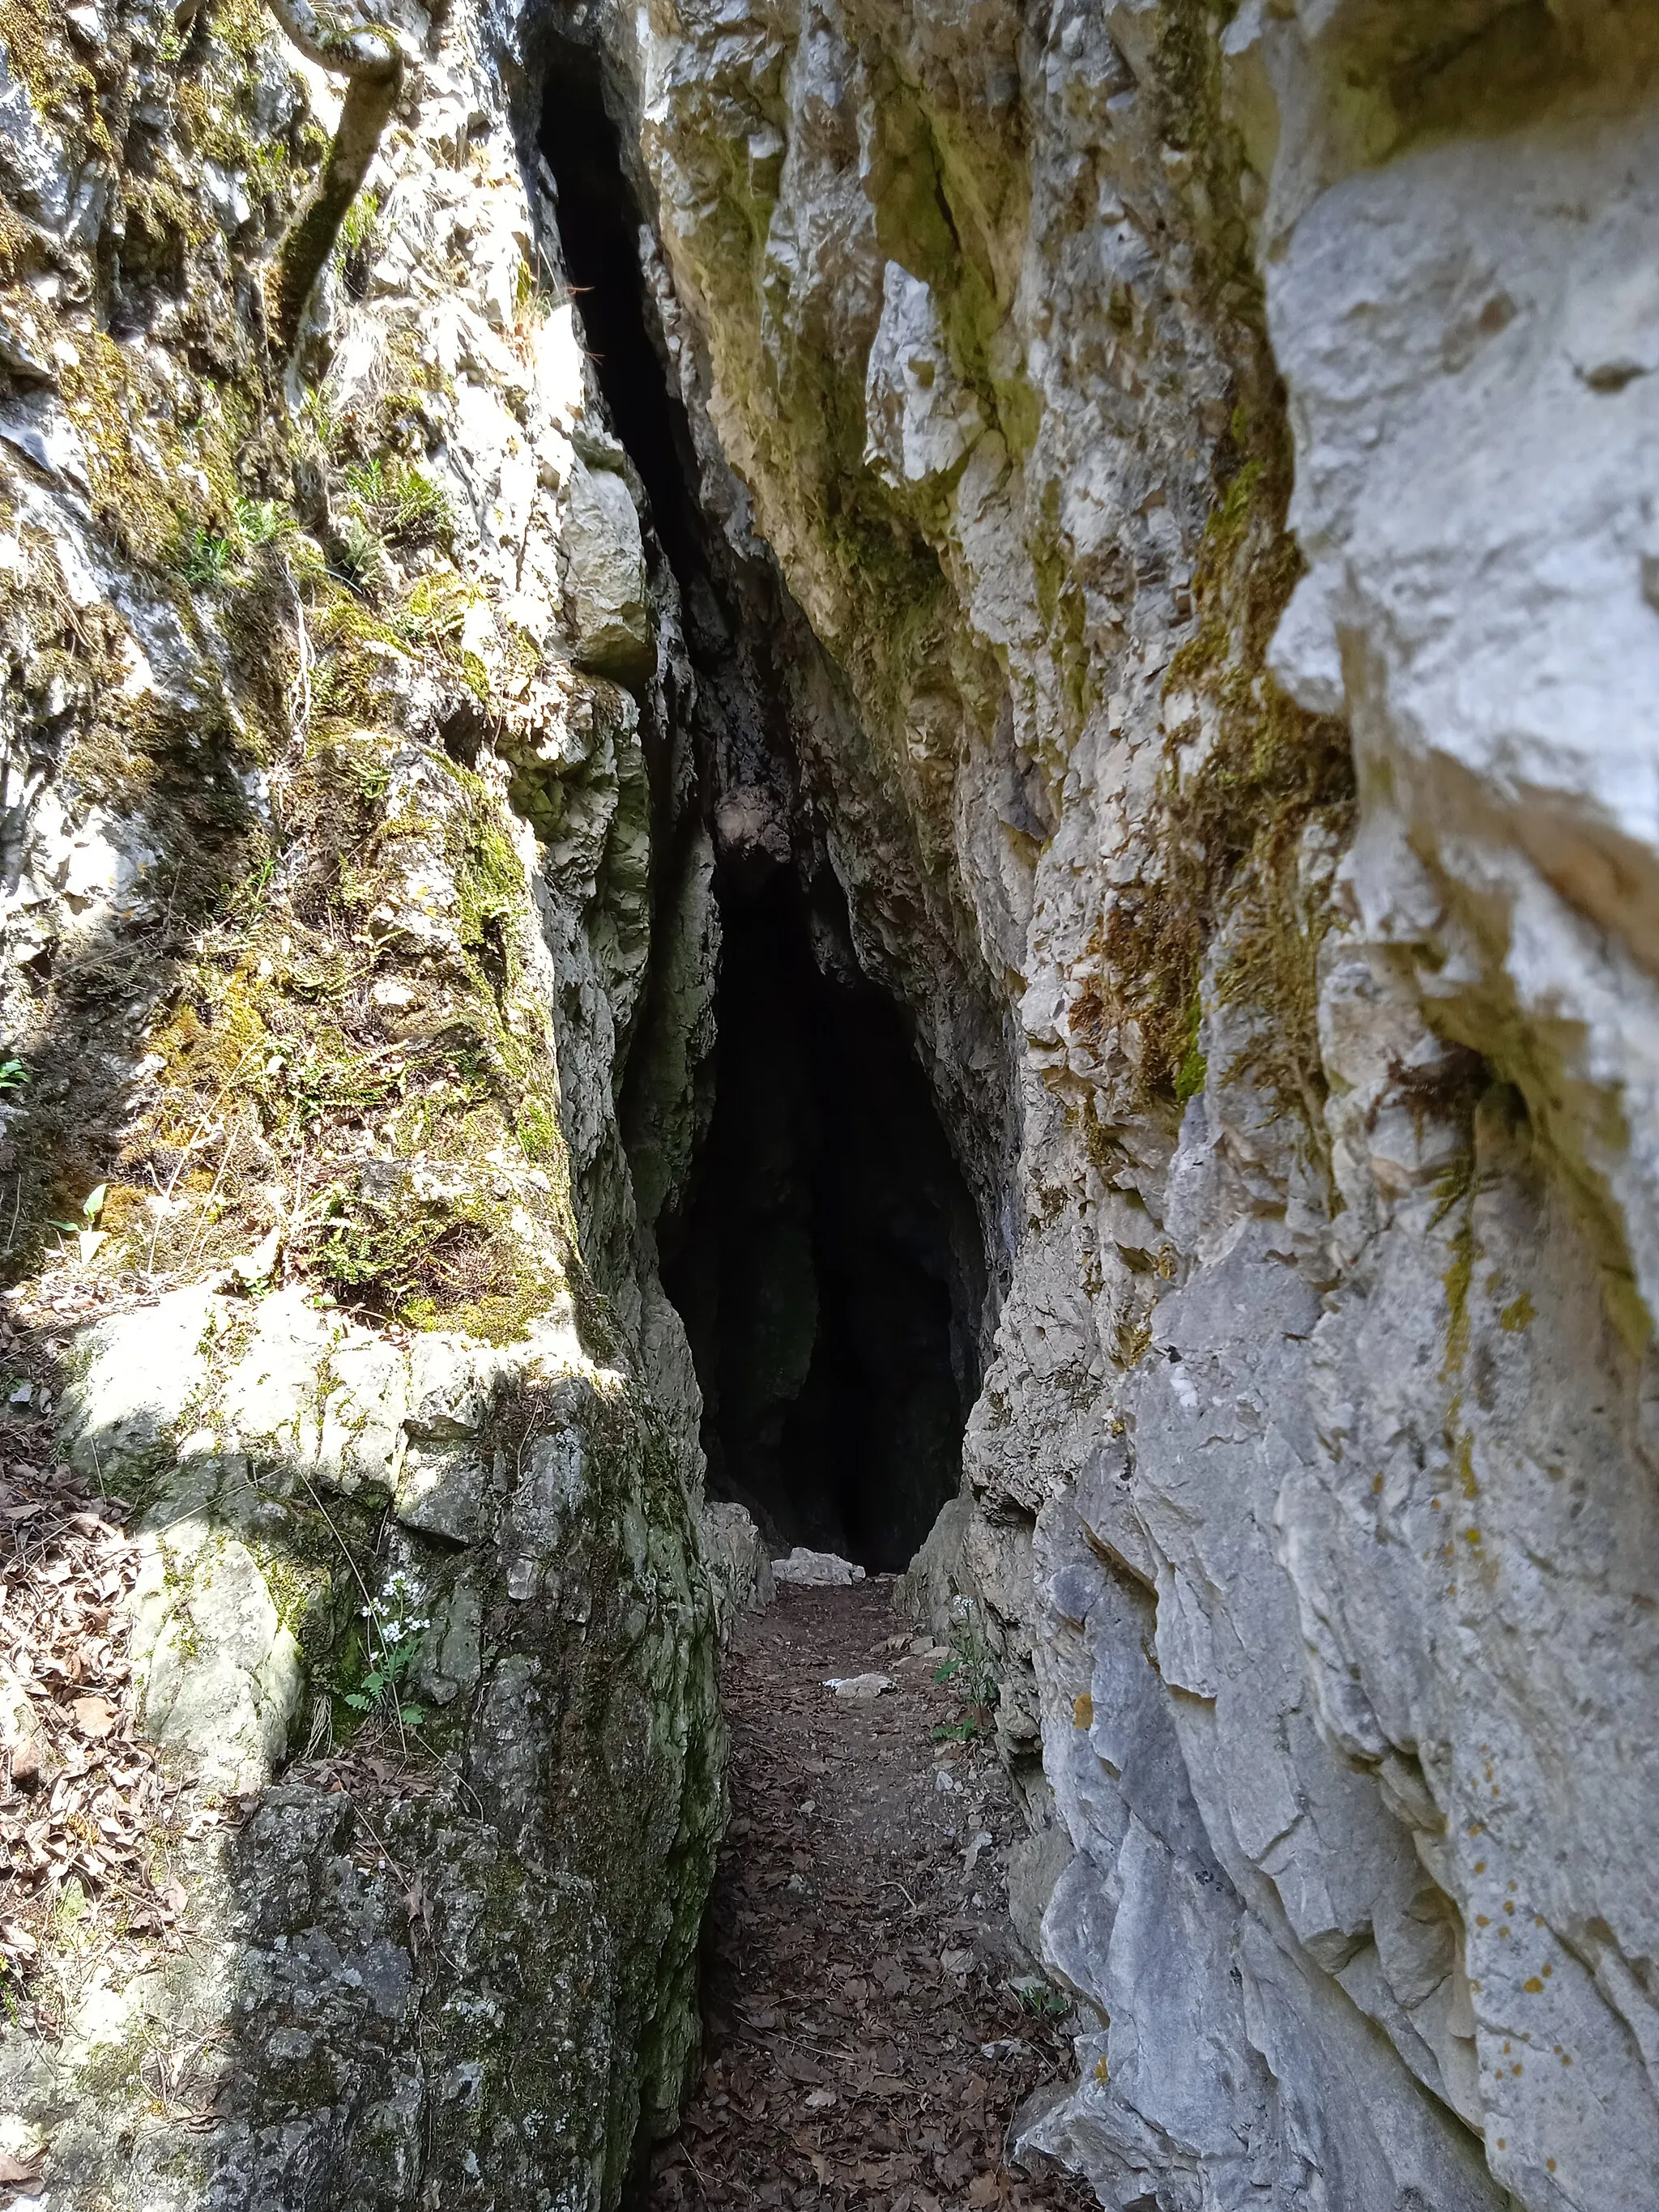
left=1099, top=403, right=1352, bottom=1140
left=1442, top=1217, right=1475, bottom=1382
left=0, top=0, right=115, bottom=160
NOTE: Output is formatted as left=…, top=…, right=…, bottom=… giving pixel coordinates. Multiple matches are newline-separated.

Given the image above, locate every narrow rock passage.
left=648, top=1583, right=1094, bottom=2211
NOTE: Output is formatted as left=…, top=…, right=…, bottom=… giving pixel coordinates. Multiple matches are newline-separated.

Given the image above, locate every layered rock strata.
left=603, top=2, right=1659, bottom=2208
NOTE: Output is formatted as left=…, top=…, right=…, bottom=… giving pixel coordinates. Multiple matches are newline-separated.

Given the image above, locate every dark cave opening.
left=537, top=53, right=983, bottom=1572
left=660, top=871, right=983, bottom=1573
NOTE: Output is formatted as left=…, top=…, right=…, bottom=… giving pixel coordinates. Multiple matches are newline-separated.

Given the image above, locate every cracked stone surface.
left=0, top=0, right=1655, bottom=2208
left=607, top=0, right=1659, bottom=2206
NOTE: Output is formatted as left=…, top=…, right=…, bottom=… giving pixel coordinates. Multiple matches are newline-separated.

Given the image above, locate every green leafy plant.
left=0, top=1059, right=28, bottom=1093
left=49, top=1183, right=109, bottom=1265
left=932, top=1628, right=1000, bottom=1743
left=387, top=467, right=450, bottom=543
left=332, top=512, right=390, bottom=598
left=234, top=495, right=292, bottom=548
left=342, top=455, right=390, bottom=505
left=343, top=455, right=453, bottom=548
left=176, top=523, right=237, bottom=589
left=343, top=1638, right=424, bottom=1725
left=392, top=571, right=472, bottom=650
left=1010, top=1976, right=1070, bottom=2019
left=344, top=1567, right=429, bottom=1728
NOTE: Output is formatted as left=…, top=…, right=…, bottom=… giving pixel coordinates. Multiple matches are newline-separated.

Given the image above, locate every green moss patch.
left=1077, top=7, right=1357, bottom=1136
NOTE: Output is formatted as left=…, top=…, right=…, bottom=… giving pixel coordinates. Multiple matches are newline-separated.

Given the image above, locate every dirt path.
left=648, top=1580, right=1094, bottom=2212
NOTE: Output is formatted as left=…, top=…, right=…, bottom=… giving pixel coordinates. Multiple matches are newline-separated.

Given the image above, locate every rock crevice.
left=0, top=2, right=1653, bottom=2209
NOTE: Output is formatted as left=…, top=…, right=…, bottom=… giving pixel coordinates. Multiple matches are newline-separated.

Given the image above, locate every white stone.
left=130, top=1519, right=302, bottom=1794
left=560, top=456, right=651, bottom=681
left=0, top=46, right=69, bottom=230
left=773, top=1547, right=866, bottom=1587
left=0, top=394, right=88, bottom=492
left=221, top=1286, right=337, bottom=1469
left=864, top=261, right=983, bottom=487
left=59, top=1288, right=228, bottom=1481
left=824, top=1673, right=893, bottom=1699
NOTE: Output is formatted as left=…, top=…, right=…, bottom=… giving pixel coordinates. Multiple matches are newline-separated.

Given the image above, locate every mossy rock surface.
left=0, top=5, right=731, bottom=2208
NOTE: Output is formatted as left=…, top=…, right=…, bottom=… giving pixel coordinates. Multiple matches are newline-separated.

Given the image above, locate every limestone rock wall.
left=619, top=2, right=1659, bottom=2208
left=0, top=2, right=733, bottom=2204
left=1, top=0, right=1655, bottom=2205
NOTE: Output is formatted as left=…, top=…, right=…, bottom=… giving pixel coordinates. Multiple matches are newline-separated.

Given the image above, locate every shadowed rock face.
left=535, top=25, right=987, bottom=1575
left=37, top=1297, right=722, bottom=2212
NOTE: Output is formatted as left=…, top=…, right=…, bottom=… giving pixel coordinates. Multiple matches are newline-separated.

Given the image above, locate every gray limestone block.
left=1006, top=1822, right=1076, bottom=1970
left=561, top=455, right=653, bottom=684
left=898, top=1490, right=973, bottom=1636
left=393, top=1442, right=493, bottom=1545
left=700, top=1500, right=776, bottom=1634
left=0, top=48, right=70, bottom=231
left=130, top=1519, right=303, bottom=1795
left=58, top=1286, right=231, bottom=1484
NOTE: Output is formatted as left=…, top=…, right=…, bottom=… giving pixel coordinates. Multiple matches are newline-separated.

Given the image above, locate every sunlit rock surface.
left=0, top=0, right=1655, bottom=2206
left=0, top=3, right=730, bottom=2204
left=613, top=0, right=1659, bottom=2206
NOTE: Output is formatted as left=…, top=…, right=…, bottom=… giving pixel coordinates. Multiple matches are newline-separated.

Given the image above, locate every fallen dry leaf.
left=0, top=1400, right=185, bottom=2022
left=647, top=1582, right=1099, bottom=2212
left=0, top=2150, right=38, bottom=2183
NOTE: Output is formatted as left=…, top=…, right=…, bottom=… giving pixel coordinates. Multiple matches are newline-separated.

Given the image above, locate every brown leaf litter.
left=0, top=1284, right=193, bottom=2040
left=648, top=1579, right=1096, bottom=2212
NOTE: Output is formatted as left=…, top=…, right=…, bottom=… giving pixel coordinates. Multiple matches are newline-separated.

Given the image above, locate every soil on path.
left=647, top=1579, right=1096, bottom=2212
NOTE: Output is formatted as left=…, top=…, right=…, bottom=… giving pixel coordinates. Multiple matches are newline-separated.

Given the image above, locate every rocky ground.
left=648, top=1582, right=1094, bottom=2212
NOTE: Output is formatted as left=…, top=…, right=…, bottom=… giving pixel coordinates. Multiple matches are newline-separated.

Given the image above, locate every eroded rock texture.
left=600, top=2, right=1659, bottom=2207
left=0, top=2, right=732, bottom=2204
left=0, top=0, right=1654, bottom=2206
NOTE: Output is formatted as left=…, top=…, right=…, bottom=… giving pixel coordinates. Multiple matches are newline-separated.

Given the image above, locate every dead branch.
left=262, top=0, right=401, bottom=79
left=261, top=0, right=406, bottom=360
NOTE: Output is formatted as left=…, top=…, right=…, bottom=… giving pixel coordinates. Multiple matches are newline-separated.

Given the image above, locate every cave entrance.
left=536, top=47, right=983, bottom=1572
left=661, top=870, right=982, bottom=1573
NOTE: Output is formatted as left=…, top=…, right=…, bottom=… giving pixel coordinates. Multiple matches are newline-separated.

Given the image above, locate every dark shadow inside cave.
left=536, top=48, right=983, bottom=1572
left=659, top=871, right=983, bottom=1573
